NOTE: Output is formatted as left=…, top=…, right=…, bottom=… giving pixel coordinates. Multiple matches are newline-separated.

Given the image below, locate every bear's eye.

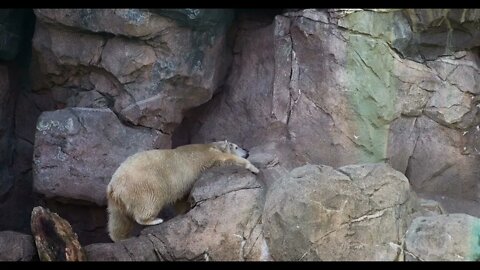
left=235, top=146, right=238, bottom=149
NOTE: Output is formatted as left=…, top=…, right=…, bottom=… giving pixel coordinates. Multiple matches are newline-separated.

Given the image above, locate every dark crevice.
left=171, top=9, right=283, bottom=149
left=0, top=9, right=36, bottom=234
left=404, top=117, right=420, bottom=182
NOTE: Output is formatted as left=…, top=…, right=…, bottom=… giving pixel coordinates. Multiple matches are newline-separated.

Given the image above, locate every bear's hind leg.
left=136, top=217, right=164, bottom=226
left=132, top=201, right=165, bottom=226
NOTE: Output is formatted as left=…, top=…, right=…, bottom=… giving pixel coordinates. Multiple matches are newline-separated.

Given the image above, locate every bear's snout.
left=244, top=151, right=249, bottom=158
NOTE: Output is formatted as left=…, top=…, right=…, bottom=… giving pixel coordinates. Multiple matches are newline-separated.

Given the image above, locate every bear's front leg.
left=221, top=154, right=260, bottom=174
left=245, top=162, right=260, bottom=174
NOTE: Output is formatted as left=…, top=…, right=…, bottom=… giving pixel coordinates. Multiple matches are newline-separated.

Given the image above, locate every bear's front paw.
left=247, top=164, right=260, bottom=174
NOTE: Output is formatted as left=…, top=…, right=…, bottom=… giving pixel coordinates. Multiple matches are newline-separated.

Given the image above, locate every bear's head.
left=210, top=140, right=249, bottom=158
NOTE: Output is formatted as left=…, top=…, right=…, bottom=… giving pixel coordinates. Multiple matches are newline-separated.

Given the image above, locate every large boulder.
left=0, top=231, right=36, bottom=261
left=85, top=166, right=268, bottom=261
left=405, top=214, right=480, bottom=261
left=33, top=107, right=169, bottom=206
left=263, top=163, right=418, bottom=261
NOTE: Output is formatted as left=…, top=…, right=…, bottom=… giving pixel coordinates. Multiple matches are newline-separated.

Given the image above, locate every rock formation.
left=0, top=8, right=479, bottom=261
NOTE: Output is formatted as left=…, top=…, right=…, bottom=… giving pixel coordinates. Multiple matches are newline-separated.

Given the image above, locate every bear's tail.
left=107, top=189, right=134, bottom=242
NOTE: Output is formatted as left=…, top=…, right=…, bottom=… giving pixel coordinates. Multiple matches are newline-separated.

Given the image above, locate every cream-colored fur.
left=106, top=140, right=259, bottom=242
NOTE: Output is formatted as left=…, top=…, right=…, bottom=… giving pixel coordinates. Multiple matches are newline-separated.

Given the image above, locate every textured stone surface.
left=178, top=9, right=480, bottom=212
left=32, top=8, right=232, bottom=133
left=85, top=167, right=268, bottom=261
left=33, top=107, right=169, bottom=206
left=0, top=231, right=36, bottom=261
left=406, top=116, right=480, bottom=202
left=175, top=14, right=278, bottom=148
left=263, top=163, right=418, bottom=261
left=401, top=9, right=480, bottom=61
left=405, top=214, right=480, bottom=261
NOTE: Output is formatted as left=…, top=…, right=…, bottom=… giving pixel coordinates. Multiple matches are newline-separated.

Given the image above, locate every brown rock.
left=30, top=206, right=86, bottom=261
left=32, top=107, right=169, bottom=206
left=0, top=231, right=36, bottom=261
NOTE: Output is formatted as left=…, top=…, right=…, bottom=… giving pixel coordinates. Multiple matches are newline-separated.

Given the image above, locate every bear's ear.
left=211, top=141, right=228, bottom=152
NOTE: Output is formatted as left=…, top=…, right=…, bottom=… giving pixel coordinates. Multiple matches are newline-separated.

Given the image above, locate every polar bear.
left=106, top=140, right=259, bottom=242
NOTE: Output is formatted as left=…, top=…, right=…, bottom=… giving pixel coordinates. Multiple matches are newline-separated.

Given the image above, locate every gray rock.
left=418, top=194, right=480, bottom=219
left=402, top=9, right=480, bottom=61
left=247, top=142, right=295, bottom=190
left=424, top=80, right=473, bottom=127
left=417, top=198, right=445, bottom=217
left=405, top=214, right=480, bottom=261
left=33, top=107, right=170, bottom=206
left=149, top=9, right=234, bottom=31
left=263, top=163, right=418, bottom=261
left=0, top=231, right=36, bottom=261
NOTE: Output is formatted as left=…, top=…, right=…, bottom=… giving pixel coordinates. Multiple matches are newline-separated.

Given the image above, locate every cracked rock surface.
left=178, top=9, right=480, bottom=214
left=263, top=163, right=418, bottom=261
left=32, top=9, right=233, bottom=134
